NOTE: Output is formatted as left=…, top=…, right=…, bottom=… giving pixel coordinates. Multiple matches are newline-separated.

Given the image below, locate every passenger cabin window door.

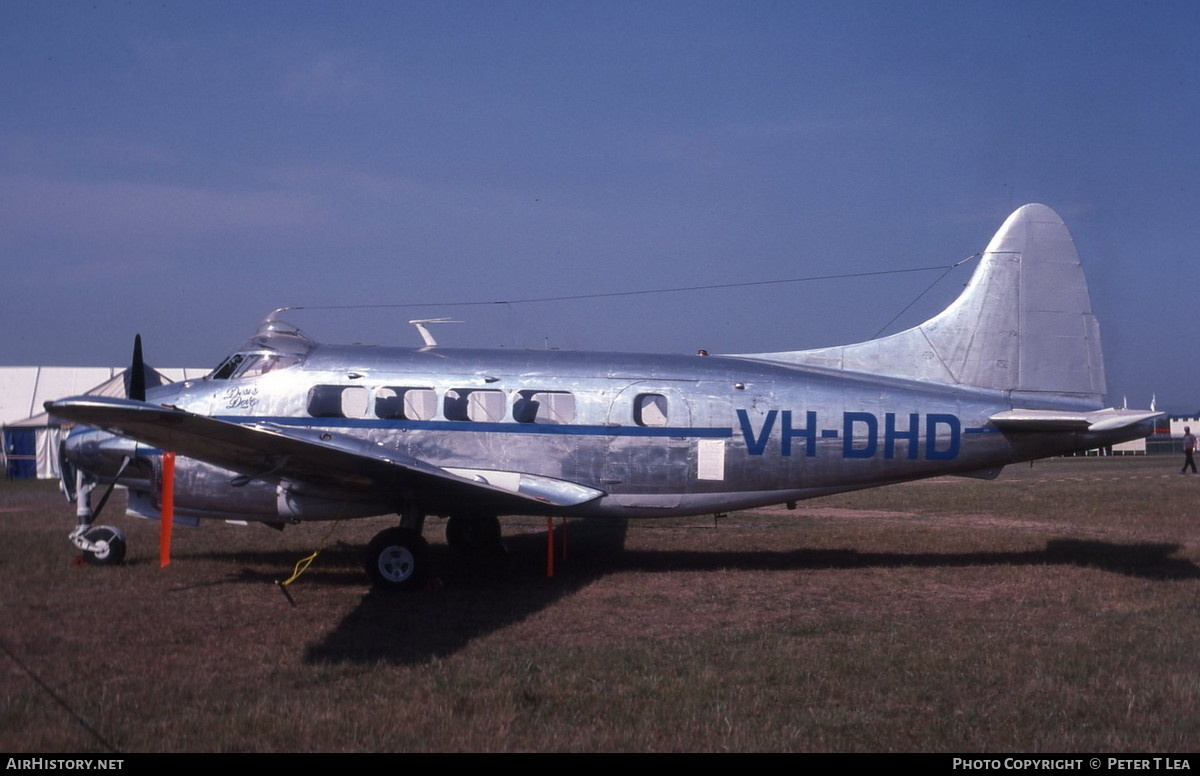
left=308, top=385, right=370, bottom=419
left=376, top=387, right=437, bottom=420
left=468, top=390, right=504, bottom=422
left=515, top=390, right=576, bottom=424
left=340, top=386, right=369, bottom=418
left=634, top=393, right=669, bottom=427
left=405, top=389, right=437, bottom=420
left=444, top=389, right=505, bottom=422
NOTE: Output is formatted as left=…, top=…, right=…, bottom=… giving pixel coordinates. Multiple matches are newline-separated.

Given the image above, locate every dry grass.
left=1, top=456, right=1198, bottom=752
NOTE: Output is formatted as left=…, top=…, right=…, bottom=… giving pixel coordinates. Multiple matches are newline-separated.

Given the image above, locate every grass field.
left=2, top=455, right=1198, bottom=752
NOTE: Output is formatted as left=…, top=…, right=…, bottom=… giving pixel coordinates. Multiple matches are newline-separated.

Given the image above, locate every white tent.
left=2, top=366, right=207, bottom=479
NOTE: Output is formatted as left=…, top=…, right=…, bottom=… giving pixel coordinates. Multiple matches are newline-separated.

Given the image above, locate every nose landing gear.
left=67, top=461, right=130, bottom=566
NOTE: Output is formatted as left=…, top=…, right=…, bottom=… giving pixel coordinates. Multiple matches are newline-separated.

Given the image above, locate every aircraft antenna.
left=409, top=318, right=462, bottom=347
left=871, top=253, right=981, bottom=339
left=274, top=263, right=957, bottom=314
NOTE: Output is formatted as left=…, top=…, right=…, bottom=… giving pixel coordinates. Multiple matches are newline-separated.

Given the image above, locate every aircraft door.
left=602, top=383, right=692, bottom=508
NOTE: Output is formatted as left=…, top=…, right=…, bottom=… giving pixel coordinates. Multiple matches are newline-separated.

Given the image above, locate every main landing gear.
left=364, top=527, right=429, bottom=591
left=364, top=506, right=432, bottom=592
left=363, top=510, right=507, bottom=591
left=445, top=513, right=505, bottom=559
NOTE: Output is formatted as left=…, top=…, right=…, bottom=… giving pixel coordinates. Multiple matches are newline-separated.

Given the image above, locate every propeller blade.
left=129, top=334, right=146, bottom=401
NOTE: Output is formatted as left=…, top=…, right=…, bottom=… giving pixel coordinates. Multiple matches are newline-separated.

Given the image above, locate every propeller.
left=122, top=333, right=174, bottom=565
left=78, top=334, right=148, bottom=523
left=128, top=334, right=146, bottom=401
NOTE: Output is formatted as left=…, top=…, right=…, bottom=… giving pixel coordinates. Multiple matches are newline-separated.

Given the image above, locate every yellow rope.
left=277, top=515, right=343, bottom=588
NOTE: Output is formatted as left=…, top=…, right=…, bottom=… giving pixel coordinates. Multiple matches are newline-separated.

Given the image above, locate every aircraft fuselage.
left=64, top=344, right=1147, bottom=524
left=49, top=205, right=1161, bottom=587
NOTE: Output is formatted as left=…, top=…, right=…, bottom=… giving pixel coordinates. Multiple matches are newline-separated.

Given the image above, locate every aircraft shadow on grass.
left=614, top=539, right=1200, bottom=580
left=303, top=518, right=630, bottom=665
left=296, top=523, right=1195, bottom=666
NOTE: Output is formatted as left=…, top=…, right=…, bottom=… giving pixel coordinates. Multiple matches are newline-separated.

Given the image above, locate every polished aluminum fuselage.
left=58, top=205, right=1157, bottom=526
left=65, top=342, right=1135, bottom=524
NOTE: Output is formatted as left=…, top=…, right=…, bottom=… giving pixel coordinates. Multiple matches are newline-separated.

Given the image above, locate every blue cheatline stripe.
left=214, top=415, right=734, bottom=439
left=964, top=427, right=997, bottom=434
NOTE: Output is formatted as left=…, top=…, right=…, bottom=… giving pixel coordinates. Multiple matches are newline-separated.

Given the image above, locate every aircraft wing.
left=989, top=408, right=1160, bottom=433
left=46, top=396, right=604, bottom=509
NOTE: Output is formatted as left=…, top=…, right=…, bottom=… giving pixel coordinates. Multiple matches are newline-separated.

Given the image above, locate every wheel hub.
left=378, top=545, right=415, bottom=582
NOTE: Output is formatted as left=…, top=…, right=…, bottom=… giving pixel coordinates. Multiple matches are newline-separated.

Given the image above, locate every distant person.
left=1183, top=426, right=1197, bottom=474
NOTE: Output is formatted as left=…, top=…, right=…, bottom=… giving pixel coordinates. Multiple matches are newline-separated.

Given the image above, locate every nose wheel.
left=70, top=525, right=127, bottom=566
left=67, top=455, right=132, bottom=567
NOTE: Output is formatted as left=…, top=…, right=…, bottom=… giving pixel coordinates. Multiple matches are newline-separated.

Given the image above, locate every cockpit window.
left=208, top=353, right=300, bottom=380
left=208, top=354, right=245, bottom=380
left=235, top=354, right=299, bottom=378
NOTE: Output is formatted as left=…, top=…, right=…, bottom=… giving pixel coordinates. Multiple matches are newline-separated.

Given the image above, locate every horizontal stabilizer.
left=989, top=408, right=1160, bottom=433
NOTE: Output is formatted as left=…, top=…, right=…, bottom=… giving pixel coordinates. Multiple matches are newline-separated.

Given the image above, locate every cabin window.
left=514, top=390, right=576, bottom=424
left=308, top=385, right=370, bottom=418
left=445, top=389, right=505, bottom=422
left=340, top=386, right=370, bottom=418
left=376, top=387, right=437, bottom=421
left=634, top=393, right=668, bottom=427
left=469, top=391, right=505, bottom=422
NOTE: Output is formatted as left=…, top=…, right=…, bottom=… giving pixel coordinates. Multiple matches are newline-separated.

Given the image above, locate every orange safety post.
left=160, top=451, right=175, bottom=567
left=545, top=516, right=554, bottom=578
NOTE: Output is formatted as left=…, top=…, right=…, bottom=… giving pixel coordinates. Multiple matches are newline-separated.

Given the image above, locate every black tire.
left=364, top=527, right=429, bottom=591
left=82, top=526, right=126, bottom=566
left=445, top=514, right=504, bottom=557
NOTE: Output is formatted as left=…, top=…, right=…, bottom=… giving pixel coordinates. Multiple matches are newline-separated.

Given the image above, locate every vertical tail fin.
left=742, top=204, right=1107, bottom=406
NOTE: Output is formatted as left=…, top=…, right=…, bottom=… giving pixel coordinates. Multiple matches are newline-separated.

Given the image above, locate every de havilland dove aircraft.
left=47, top=204, right=1158, bottom=590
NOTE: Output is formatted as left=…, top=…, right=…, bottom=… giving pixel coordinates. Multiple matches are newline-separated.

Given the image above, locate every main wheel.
left=365, top=527, right=429, bottom=591
left=445, top=514, right=504, bottom=558
left=82, top=526, right=126, bottom=566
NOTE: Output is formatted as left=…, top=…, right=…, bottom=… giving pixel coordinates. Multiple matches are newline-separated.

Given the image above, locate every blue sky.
left=2, top=1, right=1196, bottom=410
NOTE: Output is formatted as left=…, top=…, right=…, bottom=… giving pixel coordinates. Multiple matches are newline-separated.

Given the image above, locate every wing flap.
left=47, top=396, right=603, bottom=509
left=443, top=467, right=603, bottom=506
